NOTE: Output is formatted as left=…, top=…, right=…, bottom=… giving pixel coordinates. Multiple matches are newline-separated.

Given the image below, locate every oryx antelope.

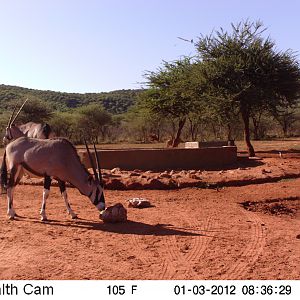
left=2, top=99, right=75, bottom=220
left=3, top=98, right=53, bottom=145
left=1, top=137, right=105, bottom=220
left=3, top=99, right=103, bottom=220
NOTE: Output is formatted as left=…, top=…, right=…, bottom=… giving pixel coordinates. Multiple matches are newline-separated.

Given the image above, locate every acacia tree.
left=271, top=105, right=299, bottom=137
left=196, top=20, right=300, bottom=156
left=9, top=97, right=53, bottom=124
left=124, top=106, right=165, bottom=143
left=49, top=111, right=76, bottom=139
left=142, top=57, right=203, bottom=147
left=74, top=104, right=112, bottom=143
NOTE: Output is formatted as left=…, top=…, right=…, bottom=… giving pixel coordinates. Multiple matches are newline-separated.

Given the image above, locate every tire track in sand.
left=126, top=207, right=215, bottom=280
left=159, top=212, right=214, bottom=279
left=161, top=218, right=210, bottom=278
left=158, top=208, right=196, bottom=279
left=220, top=211, right=266, bottom=280
left=180, top=216, right=215, bottom=279
left=129, top=233, right=165, bottom=279
left=127, top=220, right=177, bottom=279
left=127, top=209, right=192, bottom=279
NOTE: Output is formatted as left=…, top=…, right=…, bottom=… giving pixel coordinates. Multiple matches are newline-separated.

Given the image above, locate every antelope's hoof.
left=40, top=216, right=48, bottom=222
left=7, top=210, right=16, bottom=220
left=71, top=214, right=78, bottom=219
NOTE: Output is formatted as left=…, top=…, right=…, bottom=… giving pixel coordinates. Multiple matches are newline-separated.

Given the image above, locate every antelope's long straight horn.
left=93, top=143, right=103, bottom=186
left=11, top=98, right=29, bottom=125
left=7, top=104, right=18, bottom=127
left=84, top=140, right=98, bottom=181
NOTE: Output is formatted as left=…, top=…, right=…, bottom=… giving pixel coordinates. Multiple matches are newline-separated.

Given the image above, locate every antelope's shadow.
left=20, top=217, right=206, bottom=237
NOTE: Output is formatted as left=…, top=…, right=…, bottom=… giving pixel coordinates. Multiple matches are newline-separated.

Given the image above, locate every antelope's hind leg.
left=7, top=165, right=23, bottom=220
left=7, top=186, right=16, bottom=220
left=40, top=175, right=51, bottom=221
left=58, top=180, right=77, bottom=219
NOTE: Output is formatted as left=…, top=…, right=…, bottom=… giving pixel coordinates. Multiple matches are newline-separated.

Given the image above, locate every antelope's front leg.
left=58, top=180, right=77, bottom=219
left=6, top=166, right=22, bottom=220
left=7, top=186, right=16, bottom=220
left=40, top=176, right=51, bottom=221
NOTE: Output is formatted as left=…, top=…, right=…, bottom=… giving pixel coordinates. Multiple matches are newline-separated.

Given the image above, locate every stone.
left=125, top=181, right=144, bottom=190
left=172, top=174, right=181, bottom=179
left=159, top=173, right=172, bottom=179
left=127, top=198, right=152, bottom=208
left=111, top=167, right=121, bottom=173
left=189, top=170, right=197, bottom=175
left=100, top=203, right=127, bottom=223
left=145, top=178, right=167, bottom=189
left=105, top=178, right=126, bottom=190
left=129, top=172, right=141, bottom=177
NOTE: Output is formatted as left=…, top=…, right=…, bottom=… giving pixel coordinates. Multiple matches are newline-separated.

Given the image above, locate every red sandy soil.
left=0, top=155, right=299, bottom=280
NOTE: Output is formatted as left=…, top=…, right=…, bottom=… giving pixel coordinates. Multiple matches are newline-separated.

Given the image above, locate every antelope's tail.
left=0, top=150, right=8, bottom=193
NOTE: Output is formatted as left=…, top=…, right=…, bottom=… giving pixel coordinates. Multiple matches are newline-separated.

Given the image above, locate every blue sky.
left=0, top=0, right=299, bottom=93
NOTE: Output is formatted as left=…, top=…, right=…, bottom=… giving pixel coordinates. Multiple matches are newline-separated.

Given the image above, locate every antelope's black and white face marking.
left=3, top=125, right=24, bottom=146
left=3, top=127, right=13, bottom=145
left=87, top=176, right=105, bottom=211
left=90, top=186, right=105, bottom=211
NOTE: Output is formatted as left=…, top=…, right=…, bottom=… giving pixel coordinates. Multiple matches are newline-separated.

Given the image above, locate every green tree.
left=271, top=105, right=299, bottom=137
left=106, top=114, right=125, bottom=142
left=74, top=104, right=112, bottom=143
left=196, top=20, right=300, bottom=156
left=49, top=111, right=76, bottom=139
left=9, top=97, right=53, bottom=124
left=142, top=57, right=204, bottom=147
left=124, top=106, right=164, bottom=143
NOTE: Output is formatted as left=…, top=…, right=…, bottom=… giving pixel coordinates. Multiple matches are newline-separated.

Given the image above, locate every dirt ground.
left=0, top=152, right=299, bottom=280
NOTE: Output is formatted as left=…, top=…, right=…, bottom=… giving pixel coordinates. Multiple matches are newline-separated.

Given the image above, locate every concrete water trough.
left=79, top=145, right=237, bottom=171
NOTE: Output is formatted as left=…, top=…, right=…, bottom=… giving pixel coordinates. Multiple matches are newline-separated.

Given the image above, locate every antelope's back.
left=18, top=122, right=52, bottom=139
left=6, top=137, right=80, bottom=178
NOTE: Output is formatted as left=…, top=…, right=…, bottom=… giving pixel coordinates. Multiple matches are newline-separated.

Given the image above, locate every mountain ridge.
left=0, top=84, right=141, bottom=114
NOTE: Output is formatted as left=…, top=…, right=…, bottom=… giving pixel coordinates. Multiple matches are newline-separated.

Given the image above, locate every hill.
left=0, top=84, right=141, bottom=114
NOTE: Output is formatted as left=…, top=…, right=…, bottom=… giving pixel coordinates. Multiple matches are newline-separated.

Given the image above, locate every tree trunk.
left=251, top=117, right=259, bottom=140
left=156, top=129, right=160, bottom=142
left=190, top=123, right=196, bottom=141
left=251, top=113, right=262, bottom=140
left=282, top=119, right=288, bottom=138
left=188, top=116, right=197, bottom=141
left=172, top=117, right=186, bottom=147
left=226, top=123, right=232, bottom=141
left=100, top=126, right=108, bottom=141
left=241, top=110, right=255, bottom=157
left=211, top=122, right=217, bottom=140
